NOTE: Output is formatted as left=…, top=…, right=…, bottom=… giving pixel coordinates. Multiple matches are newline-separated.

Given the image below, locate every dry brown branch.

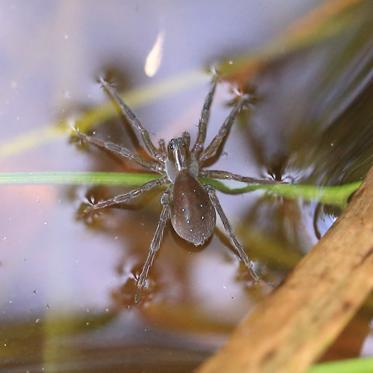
left=198, top=166, right=373, bottom=373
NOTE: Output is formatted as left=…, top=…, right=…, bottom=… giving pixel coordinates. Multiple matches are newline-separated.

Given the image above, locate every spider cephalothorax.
left=74, top=76, right=278, bottom=300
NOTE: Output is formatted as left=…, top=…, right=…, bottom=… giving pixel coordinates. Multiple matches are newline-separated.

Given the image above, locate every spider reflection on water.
left=74, top=76, right=278, bottom=300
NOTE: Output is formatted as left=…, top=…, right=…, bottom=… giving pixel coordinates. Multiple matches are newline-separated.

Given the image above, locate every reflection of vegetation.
left=0, top=0, right=363, bottom=160
left=0, top=70, right=206, bottom=159
left=0, top=171, right=361, bottom=207
left=0, top=311, right=118, bottom=363
left=237, top=225, right=303, bottom=269
left=219, top=0, right=364, bottom=79
left=1, top=312, right=371, bottom=372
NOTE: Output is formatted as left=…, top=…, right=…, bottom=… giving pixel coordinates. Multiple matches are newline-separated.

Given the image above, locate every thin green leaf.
left=203, top=178, right=361, bottom=206
left=0, top=171, right=361, bottom=207
left=309, top=357, right=373, bottom=373
left=0, top=171, right=159, bottom=186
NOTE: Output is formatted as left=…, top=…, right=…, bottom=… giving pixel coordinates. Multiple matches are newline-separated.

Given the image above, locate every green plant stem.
left=0, top=171, right=159, bottom=187
left=0, top=171, right=361, bottom=207
left=309, top=357, right=373, bottom=373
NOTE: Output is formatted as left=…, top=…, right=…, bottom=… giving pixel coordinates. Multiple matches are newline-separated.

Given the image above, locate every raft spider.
left=74, top=76, right=278, bottom=299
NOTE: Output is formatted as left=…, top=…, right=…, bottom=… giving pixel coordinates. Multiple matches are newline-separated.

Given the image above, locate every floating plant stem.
left=0, top=171, right=361, bottom=207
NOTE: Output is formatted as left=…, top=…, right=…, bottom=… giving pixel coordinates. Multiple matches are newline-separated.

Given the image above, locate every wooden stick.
left=198, top=166, right=373, bottom=373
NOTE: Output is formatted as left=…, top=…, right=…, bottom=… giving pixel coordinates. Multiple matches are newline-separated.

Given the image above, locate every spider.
left=74, top=76, right=278, bottom=299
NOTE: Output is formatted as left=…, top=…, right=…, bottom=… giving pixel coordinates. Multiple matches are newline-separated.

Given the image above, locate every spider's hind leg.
left=205, top=184, right=261, bottom=283
left=135, top=188, right=171, bottom=303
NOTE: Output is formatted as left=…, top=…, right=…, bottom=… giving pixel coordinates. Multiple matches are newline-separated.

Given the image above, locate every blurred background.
left=0, top=0, right=372, bottom=372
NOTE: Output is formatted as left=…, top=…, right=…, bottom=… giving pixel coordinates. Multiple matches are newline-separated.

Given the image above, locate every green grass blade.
left=203, top=178, right=361, bottom=207
left=0, top=171, right=361, bottom=207
left=0, top=171, right=160, bottom=186
left=309, top=357, right=373, bottom=373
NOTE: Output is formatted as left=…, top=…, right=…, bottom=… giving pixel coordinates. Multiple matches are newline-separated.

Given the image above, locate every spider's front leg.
left=73, top=129, right=163, bottom=173
left=204, top=184, right=260, bottom=283
left=135, top=188, right=171, bottom=303
left=200, top=93, right=252, bottom=164
left=200, top=170, right=283, bottom=185
left=192, top=76, right=218, bottom=158
left=81, top=177, right=167, bottom=217
left=99, top=77, right=162, bottom=161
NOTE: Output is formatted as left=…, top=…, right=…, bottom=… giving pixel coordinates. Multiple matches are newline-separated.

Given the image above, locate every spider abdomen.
left=170, top=170, right=216, bottom=246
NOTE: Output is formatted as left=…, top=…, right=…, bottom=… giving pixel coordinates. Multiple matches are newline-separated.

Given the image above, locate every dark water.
left=0, top=1, right=372, bottom=371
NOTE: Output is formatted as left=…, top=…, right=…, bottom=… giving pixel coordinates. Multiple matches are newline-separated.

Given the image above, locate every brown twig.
left=198, top=166, right=373, bottom=373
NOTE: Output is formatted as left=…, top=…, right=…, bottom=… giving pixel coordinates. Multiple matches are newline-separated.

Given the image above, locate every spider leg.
left=74, top=130, right=163, bottom=173
left=158, top=138, right=167, bottom=161
left=200, top=170, right=282, bottom=185
left=182, top=131, right=191, bottom=148
left=205, top=184, right=260, bottom=282
left=200, top=94, right=250, bottom=164
left=135, top=188, right=171, bottom=302
left=86, top=177, right=167, bottom=212
left=99, top=77, right=162, bottom=161
left=192, top=77, right=217, bottom=158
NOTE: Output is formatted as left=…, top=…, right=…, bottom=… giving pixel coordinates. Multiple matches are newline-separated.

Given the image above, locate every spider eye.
left=168, top=143, right=174, bottom=151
